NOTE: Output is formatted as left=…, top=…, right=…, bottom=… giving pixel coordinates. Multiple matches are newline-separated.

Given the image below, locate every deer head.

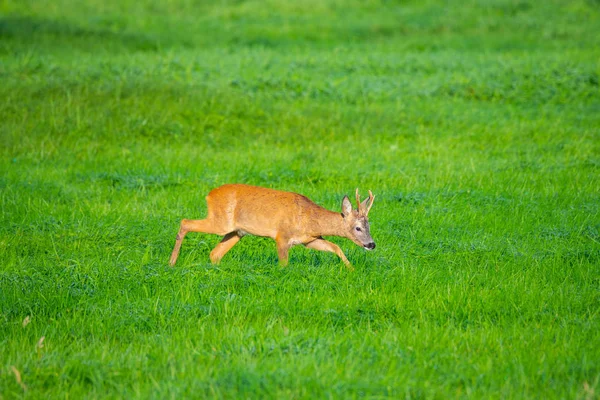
left=341, top=189, right=376, bottom=250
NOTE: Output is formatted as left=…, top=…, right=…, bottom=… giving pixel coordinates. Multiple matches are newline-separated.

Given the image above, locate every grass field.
left=1, top=0, right=599, bottom=398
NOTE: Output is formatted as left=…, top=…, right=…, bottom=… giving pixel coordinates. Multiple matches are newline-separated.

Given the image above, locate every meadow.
left=1, top=0, right=599, bottom=398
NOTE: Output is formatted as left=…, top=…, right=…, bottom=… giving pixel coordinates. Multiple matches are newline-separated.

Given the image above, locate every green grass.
left=1, top=0, right=599, bottom=398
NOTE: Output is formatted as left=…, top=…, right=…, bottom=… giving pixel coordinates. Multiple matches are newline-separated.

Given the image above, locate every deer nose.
left=365, top=242, right=376, bottom=250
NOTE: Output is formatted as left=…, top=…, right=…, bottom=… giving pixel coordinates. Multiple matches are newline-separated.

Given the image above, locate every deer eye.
left=355, top=227, right=362, bottom=232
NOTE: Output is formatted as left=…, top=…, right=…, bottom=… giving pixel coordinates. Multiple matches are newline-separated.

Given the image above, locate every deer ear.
left=341, top=195, right=352, bottom=217
left=360, top=197, right=370, bottom=214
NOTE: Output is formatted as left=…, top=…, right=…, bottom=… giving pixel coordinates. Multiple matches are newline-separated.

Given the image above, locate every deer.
left=169, top=184, right=375, bottom=269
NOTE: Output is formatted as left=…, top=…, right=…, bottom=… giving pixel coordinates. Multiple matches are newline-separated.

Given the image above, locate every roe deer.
left=169, top=184, right=375, bottom=269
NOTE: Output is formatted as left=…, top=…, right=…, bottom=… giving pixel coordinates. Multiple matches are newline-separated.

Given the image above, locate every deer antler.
left=355, top=188, right=362, bottom=214
left=355, top=189, right=375, bottom=216
left=365, top=190, right=375, bottom=216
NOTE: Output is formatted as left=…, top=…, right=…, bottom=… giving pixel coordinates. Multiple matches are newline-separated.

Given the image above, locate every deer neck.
left=313, top=208, right=347, bottom=238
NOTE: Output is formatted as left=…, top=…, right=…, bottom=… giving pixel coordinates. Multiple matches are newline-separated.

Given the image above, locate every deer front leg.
left=305, top=238, right=354, bottom=271
left=210, top=232, right=242, bottom=264
left=275, top=235, right=291, bottom=267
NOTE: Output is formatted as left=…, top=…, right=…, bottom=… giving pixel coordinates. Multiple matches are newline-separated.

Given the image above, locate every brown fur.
left=169, top=184, right=375, bottom=269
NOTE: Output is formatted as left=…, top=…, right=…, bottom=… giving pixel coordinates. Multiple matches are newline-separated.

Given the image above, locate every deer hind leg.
left=210, top=231, right=242, bottom=264
left=169, top=218, right=230, bottom=266
left=305, top=238, right=354, bottom=270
